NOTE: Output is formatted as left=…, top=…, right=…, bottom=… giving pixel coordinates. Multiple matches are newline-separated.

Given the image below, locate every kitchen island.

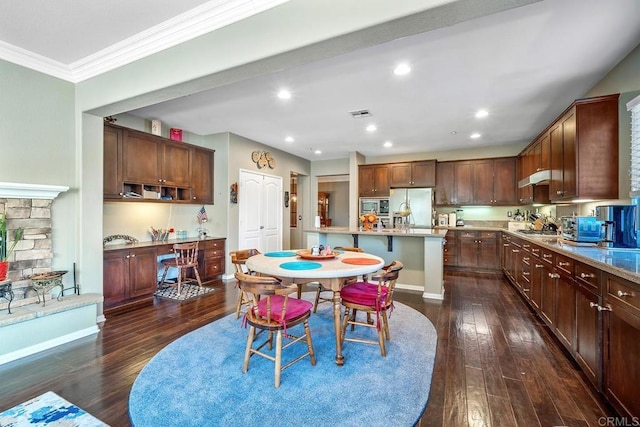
left=305, top=226, right=447, bottom=300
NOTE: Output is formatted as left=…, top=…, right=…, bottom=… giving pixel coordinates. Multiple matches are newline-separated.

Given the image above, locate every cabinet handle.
left=558, top=261, right=570, bottom=267
left=590, top=302, right=599, bottom=309
left=522, top=272, right=530, bottom=276
left=597, top=305, right=612, bottom=312
left=523, top=257, right=530, bottom=262
left=126, top=255, right=130, bottom=259
left=119, top=192, right=124, bottom=196
left=503, top=244, right=510, bottom=247
left=130, top=254, right=136, bottom=258
left=536, top=168, right=543, bottom=172
left=617, top=290, right=631, bottom=298
left=535, top=264, right=544, bottom=268
left=522, top=288, right=530, bottom=292
left=478, top=240, right=482, bottom=244
left=548, top=273, right=560, bottom=279
left=193, top=196, right=197, bottom=200
left=580, top=273, right=595, bottom=279
left=532, top=249, right=539, bottom=253
left=158, top=179, right=162, bottom=183
left=543, top=254, right=552, bottom=258
left=523, top=244, right=530, bottom=249
left=512, top=249, right=520, bottom=253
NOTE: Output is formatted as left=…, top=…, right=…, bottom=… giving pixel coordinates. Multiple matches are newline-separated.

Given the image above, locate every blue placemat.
left=264, top=251, right=297, bottom=257
left=280, top=261, right=322, bottom=270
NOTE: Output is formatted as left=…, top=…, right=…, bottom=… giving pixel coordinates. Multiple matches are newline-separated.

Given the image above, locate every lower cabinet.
left=529, top=245, right=543, bottom=310
left=575, top=283, right=601, bottom=388
left=199, top=239, right=226, bottom=281
left=451, top=230, right=500, bottom=271
left=603, top=274, right=640, bottom=420
left=443, top=231, right=457, bottom=266
left=103, top=246, right=158, bottom=312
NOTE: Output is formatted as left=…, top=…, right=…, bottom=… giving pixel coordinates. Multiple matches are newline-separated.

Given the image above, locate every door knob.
left=260, top=226, right=264, bottom=229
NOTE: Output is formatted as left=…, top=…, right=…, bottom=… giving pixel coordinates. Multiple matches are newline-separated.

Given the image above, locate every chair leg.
left=158, top=266, right=169, bottom=288
left=242, top=326, right=256, bottom=374
left=274, top=330, right=283, bottom=388
left=192, top=265, right=203, bottom=287
left=313, top=286, right=322, bottom=313
left=304, top=320, right=316, bottom=365
left=176, top=267, right=183, bottom=294
left=378, top=325, right=387, bottom=357
left=235, top=290, right=245, bottom=319
left=382, top=310, right=391, bottom=340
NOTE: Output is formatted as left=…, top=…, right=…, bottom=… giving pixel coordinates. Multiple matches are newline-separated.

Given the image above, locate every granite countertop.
left=103, top=236, right=226, bottom=252
left=307, top=226, right=448, bottom=238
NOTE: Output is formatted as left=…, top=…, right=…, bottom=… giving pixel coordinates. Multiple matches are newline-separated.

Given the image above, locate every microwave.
left=360, top=197, right=390, bottom=216
left=561, top=216, right=604, bottom=243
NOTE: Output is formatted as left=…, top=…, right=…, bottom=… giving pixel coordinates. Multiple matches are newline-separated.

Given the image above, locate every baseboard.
left=0, top=326, right=99, bottom=366
left=96, top=314, right=106, bottom=323
left=422, top=291, right=444, bottom=301
left=396, top=283, right=423, bottom=293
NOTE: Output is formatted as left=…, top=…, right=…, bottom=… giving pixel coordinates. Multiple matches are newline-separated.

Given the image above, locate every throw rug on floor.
left=129, top=293, right=437, bottom=427
left=0, top=390, right=107, bottom=426
left=154, top=282, right=217, bottom=302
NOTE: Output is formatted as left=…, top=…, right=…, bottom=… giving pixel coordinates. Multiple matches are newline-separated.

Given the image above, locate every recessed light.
left=450, top=131, right=457, bottom=135
left=470, top=133, right=481, bottom=139
left=285, top=136, right=294, bottom=143
left=366, top=124, right=377, bottom=132
left=383, top=141, right=393, bottom=148
left=393, top=63, right=411, bottom=76
left=314, top=150, right=322, bottom=155
left=277, top=89, right=291, bottom=100
left=475, top=109, right=489, bottom=118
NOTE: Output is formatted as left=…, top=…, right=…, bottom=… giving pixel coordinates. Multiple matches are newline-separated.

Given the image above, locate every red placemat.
left=341, top=258, right=380, bottom=265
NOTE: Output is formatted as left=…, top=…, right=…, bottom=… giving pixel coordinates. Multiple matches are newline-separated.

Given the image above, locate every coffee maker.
left=595, top=205, right=639, bottom=248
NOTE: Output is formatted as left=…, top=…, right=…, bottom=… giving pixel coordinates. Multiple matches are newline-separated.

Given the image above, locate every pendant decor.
left=251, top=151, right=276, bottom=169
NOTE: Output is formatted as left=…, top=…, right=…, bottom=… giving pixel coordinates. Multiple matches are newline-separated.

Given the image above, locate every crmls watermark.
left=598, top=417, right=640, bottom=426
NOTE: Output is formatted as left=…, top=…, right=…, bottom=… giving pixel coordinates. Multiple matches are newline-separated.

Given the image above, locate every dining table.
left=245, top=249, right=385, bottom=366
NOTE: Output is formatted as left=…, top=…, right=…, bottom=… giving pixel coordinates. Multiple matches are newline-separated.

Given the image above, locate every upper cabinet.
left=358, top=164, right=389, bottom=197
left=389, top=160, right=436, bottom=187
left=519, top=94, right=619, bottom=203
left=518, top=133, right=551, bottom=205
left=443, top=157, right=517, bottom=206
left=104, top=124, right=215, bottom=204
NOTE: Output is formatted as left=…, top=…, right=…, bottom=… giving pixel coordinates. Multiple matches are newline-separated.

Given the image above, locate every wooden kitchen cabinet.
left=554, top=254, right=576, bottom=354
left=447, top=231, right=499, bottom=271
left=435, top=161, right=455, bottom=206
left=191, top=146, right=215, bottom=204
left=529, top=244, right=543, bottom=310
left=389, top=160, right=436, bottom=187
left=103, top=246, right=158, bottom=312
left=575, top=279, right=601, bottom=389
left=198, top=239, right=226, bottom=281
left=103, top=125, right=123, bottom=199
left=453, top=157, right=517, bottom=206
left=358, top=164, right=389, bottom=197
left=105, top=124, right=215, bottom=204
left=603, top=274, right=640, bottom=420
left=539, top=248, right=556, bottom=327
left=443, top=231, right=457, bottom=266
left=547, top=94, right=619, bottom=202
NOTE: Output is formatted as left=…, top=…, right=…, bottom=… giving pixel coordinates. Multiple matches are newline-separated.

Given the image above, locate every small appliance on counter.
left=595, top=204, right=639, bottom=248
left=455, top=209, right=464, bottom=227
left=438, top=214, right=449, bottom=226
left=561, top=216, right=604, bottom=244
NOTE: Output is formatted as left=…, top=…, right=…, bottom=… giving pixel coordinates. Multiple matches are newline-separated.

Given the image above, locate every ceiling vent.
left=349, top=109, right=372, bottom=118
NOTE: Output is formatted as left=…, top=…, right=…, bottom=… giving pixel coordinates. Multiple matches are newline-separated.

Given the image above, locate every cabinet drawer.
left=530, top=245, right=541, bottom=258
left=206, top=249, right=225, bottom=259
left=459, top=231, right=476, bottom=239
left=575, top=262, right=600, bottom=292
left=480, top=231, right=497, bottom=239
left=205, top=258, right=224, bottom=278
left=555, top=254, right=574, bottom=276
left=541, top=248, right=554, bottom=264
left=521, top=241, right=532, bottom=252
left=201, top=239, right=225, bottom=250
left=607, top=276, right=640, bottom=314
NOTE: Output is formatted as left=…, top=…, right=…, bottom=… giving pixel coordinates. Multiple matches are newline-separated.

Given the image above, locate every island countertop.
left=306, top=226, right=447, bottom=238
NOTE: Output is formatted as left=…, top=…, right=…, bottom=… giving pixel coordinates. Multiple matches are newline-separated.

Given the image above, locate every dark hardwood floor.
left=0, top=272, right=614, bottom=426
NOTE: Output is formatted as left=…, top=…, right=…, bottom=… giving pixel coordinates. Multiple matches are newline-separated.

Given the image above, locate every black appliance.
left=595, top=205, right=639, bottom=248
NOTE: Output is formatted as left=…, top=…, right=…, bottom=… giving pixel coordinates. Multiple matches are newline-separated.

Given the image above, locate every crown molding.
left=0, top=0, right=289, bottom=83
left=0, top=182, right=69, bottom=200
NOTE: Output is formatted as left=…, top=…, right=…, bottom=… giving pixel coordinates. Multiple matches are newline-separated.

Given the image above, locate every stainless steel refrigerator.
left=389, top=188, right=434, bottom=228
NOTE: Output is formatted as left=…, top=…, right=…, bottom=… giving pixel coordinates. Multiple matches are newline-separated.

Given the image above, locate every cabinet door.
left=358, top=166, right=375, bottom=197
left=128, top=247, right=158, bottom=299
left=555, top=274, right=576, bottom=353
left=478, top=232, right=499, bottom=269
left=454, top=161, right=473, bottom=205
left=493, top=158, right=517, bottom=205
left=472, top=160, right=494, bottom=205
left=443, top=232, right=457, bottom=266
left=122, top=129, right=162, bottom=183
left=162, top=141, right=191, bottom=187
left=458, top=232, right=478, bottom=268
left=539, top=133, right=550, bottom=171
left=389, top=163, right=412, bottom=187
left=501, top=234, right=511, bottom=275
left=435, top=162, right=455, bottom=206
left=103, top=125, right=122, bottom=199
left=550, top=123, right=564, bottom=200
left=540, top=263, right=556, bottom=327
left=604, top=304, right=640, bottom=419
left=575, top=285, right=601, bottom=389
left=411, top=160, right=436, bottom=187
left=373, top=165, right=389, bottom=196
left=191, top=147, right=214, bottom=204
left=561, top=110, right=577, bottom=199
left=103, top=251, right=129, bottom=308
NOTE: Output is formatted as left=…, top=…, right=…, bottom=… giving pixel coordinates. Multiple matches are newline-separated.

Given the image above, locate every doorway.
left=290, top=173, right=306, bottom=249
left=238, top=169, right=282, bottom=253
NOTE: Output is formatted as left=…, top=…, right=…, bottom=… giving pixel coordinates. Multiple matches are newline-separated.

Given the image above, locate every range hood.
left=518, top=169, right=551, bottom=188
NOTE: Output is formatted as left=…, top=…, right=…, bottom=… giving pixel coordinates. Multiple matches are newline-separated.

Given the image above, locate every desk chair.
left=313, top=246, right=363, bottom=313
left=236, top=272, right=316, bottom=388
left=158, top=242, right=202, bottom=294
left=230, top=248, right=261, bottom=319
left=340, top=261, right=403, bottom=357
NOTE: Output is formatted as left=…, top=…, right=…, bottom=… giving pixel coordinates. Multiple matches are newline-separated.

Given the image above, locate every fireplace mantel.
left=0, top=182, right=69, bottom=200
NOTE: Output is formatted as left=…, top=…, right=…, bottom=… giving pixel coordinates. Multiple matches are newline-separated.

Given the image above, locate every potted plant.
left=0, top=213, right=24, bottom=280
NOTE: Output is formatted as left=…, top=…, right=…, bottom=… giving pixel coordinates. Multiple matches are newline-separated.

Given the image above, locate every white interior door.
left=239, top=170, right=282, bottom=253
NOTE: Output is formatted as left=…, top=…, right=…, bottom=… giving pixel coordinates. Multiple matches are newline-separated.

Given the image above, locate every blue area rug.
left=129, top=293, right=437, bottom=427
left=0, top=391, right=107, bottom=426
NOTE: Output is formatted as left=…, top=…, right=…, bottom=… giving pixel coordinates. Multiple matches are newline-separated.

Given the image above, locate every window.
left=628, top=93, right=640, bottom=197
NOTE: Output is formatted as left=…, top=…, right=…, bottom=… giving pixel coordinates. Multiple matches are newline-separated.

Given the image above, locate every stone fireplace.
left=0, top=182, right=69, bottom=311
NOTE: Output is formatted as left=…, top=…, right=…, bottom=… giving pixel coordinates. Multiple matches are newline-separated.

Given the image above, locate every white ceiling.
left=1, top=0, right=640, bottom=161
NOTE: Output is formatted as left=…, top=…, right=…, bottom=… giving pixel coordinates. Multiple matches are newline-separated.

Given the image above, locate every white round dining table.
left=246, top=249, right=384, bottom=366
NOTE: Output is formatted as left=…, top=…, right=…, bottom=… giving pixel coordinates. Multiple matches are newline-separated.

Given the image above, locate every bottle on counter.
left=448, top=211, right=457, bottom=226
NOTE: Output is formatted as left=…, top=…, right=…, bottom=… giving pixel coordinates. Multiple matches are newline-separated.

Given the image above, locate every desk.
left=246, top=250, right=384, bottom=366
